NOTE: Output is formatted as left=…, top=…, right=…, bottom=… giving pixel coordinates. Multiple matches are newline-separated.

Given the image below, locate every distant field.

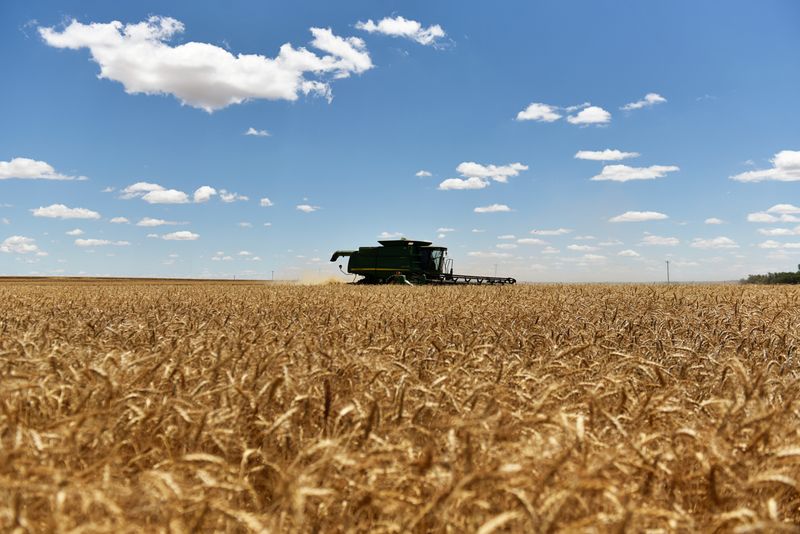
left=1, top=281, right=799, bottom=531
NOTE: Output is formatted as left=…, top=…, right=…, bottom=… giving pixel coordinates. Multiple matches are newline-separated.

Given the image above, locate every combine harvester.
left=331, top=238, right=516, bottom=285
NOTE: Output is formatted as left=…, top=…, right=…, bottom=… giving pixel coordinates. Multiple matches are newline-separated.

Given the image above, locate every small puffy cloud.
left=102, top=186, right=115, bottom=193
left=259, top=197, right=274, bottom=207
left=573, top=235, right=596, bottom=241
left=591, top=164, right=679, bottom=182
left=474, top=204, right=511, bottom=213
left=609, top=211, right=668, bottom=223
left=567, top=106, right=611, bottom=125
left=162, top=231, right=199, bottom=241
left=121, top=182, right=164, bottom=199
left=39, top=17, right=373, bottom=112
left=618, top=249, right=640, bottom=257
left=220, top=190, right=248, bottom=203
left=1, top=235, right=44, bottom=254
left=730, top=150, right=800, bottom=182
left=497, top=234, right=516, bottom=240
left=437, top=227, right=455, bottom=233
left=516, top=102, right=561, bottom=122
left=238, top=250, right=252, bottom=256
left=110, top=216, right=129, bottom=224
left=238, top=222, right=253, bottom=228
left=517, top=238, right=547, bottom=245
left=574, top=149, right=639, bottom=161
left=264, top=222, right=272, bottom=227
left=471, top=229, right=485, bottom=233
left=1, top=218, right=8, bottom=225
left=599, top=239, right=623, bottom=246
left=758, top=240, right=800, bottom=250
left=438, top=177, right=489, bottom=190
left=75, top=238, right=130, bottom=247
left=567, top=244, right=598, bottom=252
left=66, top=228, right=84, bottom=236
left=143, top=188, right=189, bottom=204
left=690, top=237, right=739, bottom=249
left=378, top=231, right=404, bottom=239
left=758, top=227, right=800, bottom=236
left=705, top=217, right=724, bottom=225
left=640, top=235, right=679, bottom=246
left=0, top=157, right=86, bottom=181
left=355, top=16, right=445, bottom=46
left=747, top=212, right=778, bottom=223
left=531, top=228, right=571, bottom=236
left=244, top=127, right=270, bottom=137
left=193, top=186, right=217, bottom=203
left=136, top=217, right=177, bottom=227
left=767, top=203, right=800, bottom=214
left=297, top=204, right=320, bottom=213
left=456, top=162, right=528, bottom=183
left=31, top=204, right=101, bottom=219
left=621, top=93, right=667, bottom=111
left=467, top=251, right=511, bottom=258
left=415, top=170, right=432, bottom=177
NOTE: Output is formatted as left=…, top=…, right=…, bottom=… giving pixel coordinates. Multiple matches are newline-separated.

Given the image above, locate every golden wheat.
left=1, top=281, right=799, bottom=532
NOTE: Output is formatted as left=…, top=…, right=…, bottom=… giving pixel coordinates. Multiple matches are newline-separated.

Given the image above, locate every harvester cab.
left=330, top=238, right=516, bottom=285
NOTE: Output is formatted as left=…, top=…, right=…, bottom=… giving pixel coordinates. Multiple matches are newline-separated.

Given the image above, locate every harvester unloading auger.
left=331, top=238, right=516, bottom=285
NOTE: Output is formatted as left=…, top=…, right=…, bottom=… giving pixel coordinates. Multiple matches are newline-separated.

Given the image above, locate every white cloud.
left=264, top=222, right=272, bottom=227
left=146, top=233, right=159, bottom=238
left=378, top=231, right=404, bottom=239
left=496, top=243, right=517, bottom=250
left=238, top=222, right=253, bottom=228
left=355, top=16, right=444, bottom=46
left=767, top=203, right=800, bottom=214
left=599, top=239, right=623, bottom=246
left=574, top=149, right=639, bottom=161
left=110, top=216, right=129, bottom=224
left=690, top=237, right=739, bottom=249
left=618, top=249, right=640, bottom=257
left=1, top=236, right=44, bottom=254
left=758, top=227, right=800, bottom=236
left=567, top=244, right=598, bottom=252
left=517, top=238, right=547, bottom=245
left=474, top=204, right=511, bottom=213
left=467, top=251, right=511, bottom=258
left=516, top=103, right=561, bottom=122
left=143, top=189, right=189, bottom=204
left=609, top=211, right=668, bottom=223
left=438, top=177, right=489, bottom=190
left=238, top=250, right=252, bottom=256
left=220, top=190, right=248, bottom=203
left=66, top=228, right=84, bottom=236
left=730, top=151, right=800, bottom=182
left=1, top=218, right=8, bottom=225
left=573, top=235, right=596, bottom=241
left=497, top=234, right=516, bottom=240
left=193, top=186, right=217, bottom=203
left=31, top=204, right=101, bottom=219
left=40, top=17, right=373, bottom=112
left=471, top=229, right=485, bottom=233
left=640, top=235, right=679, bottom=246
left=416, top=170, right=432, bottom=177
left=102, top=186, right=115, bottom=193
left=705, top=217, right=724, bottom=225
left=244, top=127, right=270, bottom=137
left=747, top=212, right=778, bottom=223
left=758, top=240, right=800, bottom=250
left=136, top=217, right=177, bottom=227
left=621, top=93, right=667, bottom=111
left=0, top=157, right=86, bottom=181
left=437, top=227, right=455, bottom=233
left=121, top=182, right=164, bottom=199
left=162, top=231, right=198, bottom=241
left=259, top=197, right=274, bottom=207
left=456, top=162, right=528, bottom=183
left=531, top=228, right=571, bottom=236
left=75, top=238, right=130, bottom=247
left=297, top=204, right=320, bottom=213
left=591, top=164, right=679, bottom=182
left=567, top=106, right=611, bottom=125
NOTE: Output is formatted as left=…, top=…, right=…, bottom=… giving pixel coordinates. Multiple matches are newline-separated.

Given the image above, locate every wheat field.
left=1, top=280, right=799, bottom=532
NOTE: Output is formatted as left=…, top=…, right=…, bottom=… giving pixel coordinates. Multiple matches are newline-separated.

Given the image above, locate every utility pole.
left=271, top=270, right=274, bottom=281
left=665, top=260, right=670, bottom=284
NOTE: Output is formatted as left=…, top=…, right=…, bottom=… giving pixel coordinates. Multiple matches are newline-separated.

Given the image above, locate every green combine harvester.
left=331, top=238, right=516, bottom=285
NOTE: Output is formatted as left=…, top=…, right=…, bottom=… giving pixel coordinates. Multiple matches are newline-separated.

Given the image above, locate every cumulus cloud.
left=705, top=217, right=724, bottom=225
left=220, top=190, right=248, bottom=203
left=378, top=231, right=404, bottom=239
left=438, top=177, right=489, bottom=190
left=730, top=151, right=800, bottom=182
left=136, top=217, right=178, bottom=227
left=690, top=237, right=739, bottom=249
left=567, top=106, right=611, bottom=125
left=120, top=182, right=164, bottom=199
left=531, top=228, right=571, bottom=236
left=758, top=240, right=800, bottom=250
left=66, top=228, right=84, bottom=236
left=574, top=149, right=639, bottom=161
left=567, top=244, right=598, bottom=252
left=355, top=16, right=445, bottom=46
left=437, top=227, right=455, bottom=233
left=609, top=211, right=668, bottom=223
left=516, top=103, right=561, bottom=122
left=39, top=17, right=373, bottom=112
left=618, top=249, right=640, bottom=257
left=591, top=164, right=679, bottom=182
left=517, top=238, right=547, bottom=245
left=497, top=234, right=516, bottom=240
left=474, top=204, right=511, bottom=213
left=296, top=204, right=320, bottom=213
left=193, top=186, right=217, bottom=203
left=259, top=197, right=274, bottom=207
left=31, top=204, right=101, bottom=219
left=758, top=227, right=800, bottom=236
left=767, top=203, right=800, bottom=214
left=640, top=235, right=679, bottom=246
left=1, top=236, right=45, bottom=255
left=415, top=170, right=432, bottom=177
left=747, top=211, right=800, bottom=223
left=143, top=189, right=189, bottom=204
left=238, top=222, right=253, bottom=228
left=457, top=162, right=528, bottom=184
left=244, top=127, right=270, bottom=137
left=109, top=216, right=129, bottom=224
left=0, top=157, right=86, bottom=181
left=75, top=238, right=130, bottom=247
left=621, top=93, right=667, bottom=111
left=162, top=231, right=198, bottom=241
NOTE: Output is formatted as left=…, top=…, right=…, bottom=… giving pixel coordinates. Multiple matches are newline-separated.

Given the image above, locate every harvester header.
left=331, top=238, right=515, bottom=285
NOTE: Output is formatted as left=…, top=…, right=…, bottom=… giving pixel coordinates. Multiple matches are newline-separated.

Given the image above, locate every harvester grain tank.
left=331, top=238, right=516, bottom=285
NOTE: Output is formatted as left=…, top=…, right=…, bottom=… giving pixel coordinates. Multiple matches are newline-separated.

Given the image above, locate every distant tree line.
left=742, top=265, right=800, bottom=284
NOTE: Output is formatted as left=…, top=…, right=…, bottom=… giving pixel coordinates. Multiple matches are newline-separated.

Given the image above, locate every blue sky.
left=1, top=1, right=799, bottom=281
